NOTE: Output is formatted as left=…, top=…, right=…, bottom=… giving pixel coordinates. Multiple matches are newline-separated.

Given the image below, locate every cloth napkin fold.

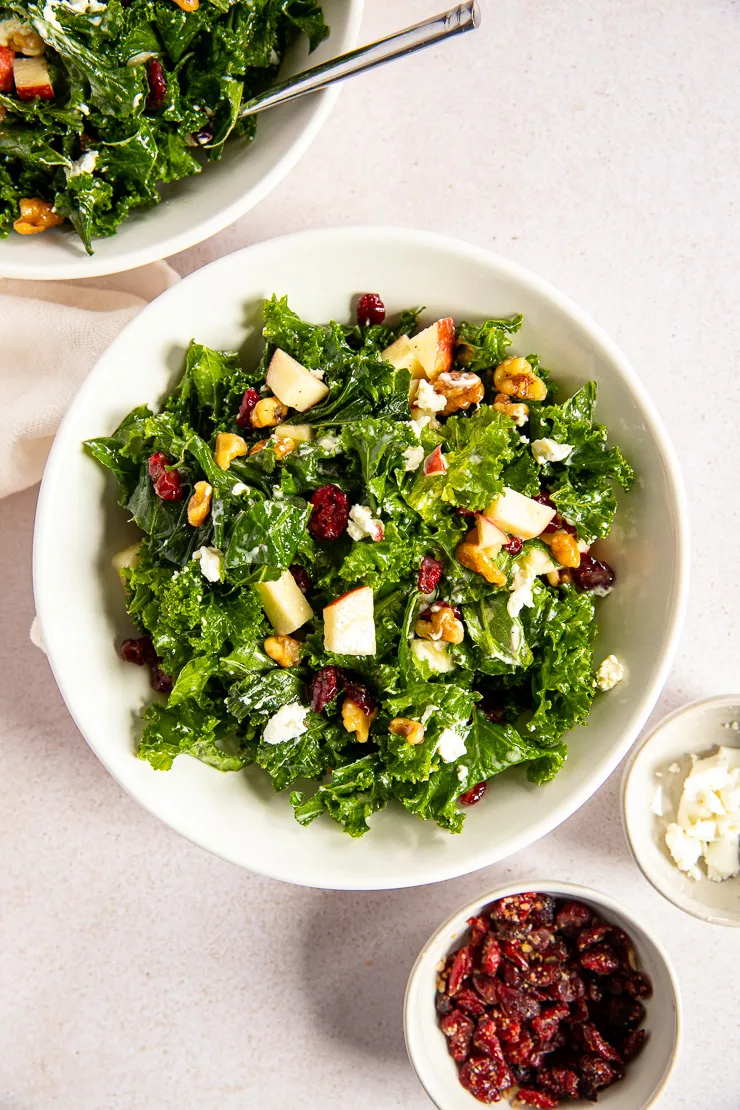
left=0, top=261, right=180, bottom=500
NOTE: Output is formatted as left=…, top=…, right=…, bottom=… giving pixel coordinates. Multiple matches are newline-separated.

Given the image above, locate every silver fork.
left=239, top=3, right=482, bottom=119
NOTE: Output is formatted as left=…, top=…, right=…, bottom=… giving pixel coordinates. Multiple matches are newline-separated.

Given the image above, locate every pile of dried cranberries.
left=436, top=892, right=652, bottom=1106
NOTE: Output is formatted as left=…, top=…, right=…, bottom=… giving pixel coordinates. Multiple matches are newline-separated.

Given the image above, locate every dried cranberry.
left=460, top=781, right=487, bottom=806
left=555, top=901, right=592, bottom=935
left=150, top=664, right=173, bottom=694
left=570, top=554, right=615, bottom=594
left=440, top=1009, right=474, bottom=1063
left=448, top=945, right=474, bottom=995
left=357, top=293, right=386, bottom=326
left=577, top=923, right=611, bottom=951
left=154, top=469, right=183, bottom=500
left=538, top=1068, right=580, bottom=1100
left=503, top=1030, right=536, bottom=1065
left=502, top=536, right=523, bottom=555
left=193, top=124, right=213, bottom=145
left=472, top=972, right=499, bottom=1005
left=148, top=451, right=169, bottom=480
left=530, top=894, right=556, bottom=926
left=582, top=1022, right=621, bottom=1064
left=456, top=988, right=487, bottom=1018
left=494, top=1009, right=520, bottom=1044
left=621, top=1028, right=647, bottom=1061
left=459, top=1054, right=512, bottom=1102
left=497, top=984, right=541, bottom=1021
left=417, top=554, right=443, bottom=593
left=515, top=1089, right=558, bottom=1109
left=624, top=971, right=653, bottom=999
left=587, top=979, right=603, bottom=1003
left=580, top=946, right=620, bottom=976
left=579, top=1054, right=617, bottom=1097
left=146, top=58, right=167, bottom=110
left=549, top=969, right=584, bottom=1003
left=120, top=636, right=156, bottom=666
left=528, top=927, right=556, bottom=952
left=504, top=940, right=531, bottom=971
left=501, top=961, right=524, bottom=987
left=289, top=564, right=311, bottom=594
left=473, top=1015, right=505, bottom=1060
left=341, top=678, right=376, bottom=716
left=236, top=387, right=259, bottom=428
left=569, top=996, right=589, bottom=1023
left=492, top=893, right=537, bottom=924
left=530, top=1003, right=569, bottom=1043
left=480, top=933, right=501, bottom=977
left=468, top=914, right=490, bottom=946
left=435, top=991, right=453, bottom=1016
left=605, top=996, right=646, bottom=1030
left=306, top=666, right=343, bottom=713
left=525, top=965, right=559, bottom=988
left=479, top=699, right=507, bottom=724
left=308, top=484, right=349, bottom=541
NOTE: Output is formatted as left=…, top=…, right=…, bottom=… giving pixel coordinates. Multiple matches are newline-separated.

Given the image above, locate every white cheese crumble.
left=664, top=747, right=740, bottom=882
left=402, top=445, right=425, bottom=472
left=595, top=654, right=625, bottom=691
left=64, top=150, right=98, bottom=179
left=231, top=482, right=249, bottom=496
left=414, top=378, right=446, bottom=415
left=507, top=561, right=536, bottom=619
left=347, top=504, right=383, bottom=542
left=78, top=102, right=89, bottom=115
left=262, top=702, right=309, bottom=746
left=317, top=434, right=340, bottom=452
left=457, top=764, right=468, bottom=783
left=127, top=50, right=156, bottom=66
left=192, top=546, right=222, bottom=583
left=64, top=0, right=107, bottom=12
left=531, top=438, right=574, bottom=465
left=436, top=727, right=467, bottom=763
left=309, top=367, right=325, bottom=380
left=410, top=639, right=456, bottom=674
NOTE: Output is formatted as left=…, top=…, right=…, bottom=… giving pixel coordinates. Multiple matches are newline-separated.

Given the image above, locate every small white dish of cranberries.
left=405, top=882, right=681, bottom=1109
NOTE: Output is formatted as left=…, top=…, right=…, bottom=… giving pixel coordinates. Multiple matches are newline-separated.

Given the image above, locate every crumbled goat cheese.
left=414, top=378, right=446, bottom=415
left=192, top=546, right=222, bottom=583
left=457, top=765, right=468, bottom=783
left=347, top=504, right=383, bottom=542
left=262, top=702, right=309, bottom=746
left=436, top=727, right=467, bottom=763
left=664, top=747, right=740, bottom=882
left=507, top=561, right=536, bottom=619
left=595, top=654, right=625, bottom=691
left=64, top=150, right=98, bottom=179
left=231, top=483, right=249, bottom=496
left=317, top=434, right=340, bottom=452
left=531, top=438, right=574, bottom=465
left=402, top=445, right=425, bottom=472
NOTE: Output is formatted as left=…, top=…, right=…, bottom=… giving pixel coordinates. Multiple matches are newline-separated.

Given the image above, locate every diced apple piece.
left=382, top=334, right=425, bottom=379
left=0, top=46, right=13, bottom=93
left=476, top=514, right=508, bottom=553
left=423, top=445, right=447, bottom=476
left=274, top=423, right=312, bottom=444
left=266, top=348, right=329, bottom=412
left=111, top=541, right=141, bottom=578
left=408, top=317, right=455, bottom=380
left=522, top=544, right=558, bottom=577
left=13, top=55, right=54, bottom=100
left=485, top=487, right=556, bottom=539
left=323, top=586, right=376, bottom=656
left=256, top=569, right=314, bottom=636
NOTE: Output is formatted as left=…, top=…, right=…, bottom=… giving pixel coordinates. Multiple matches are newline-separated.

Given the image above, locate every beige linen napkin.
left=0, top=261, right=179, bottom=499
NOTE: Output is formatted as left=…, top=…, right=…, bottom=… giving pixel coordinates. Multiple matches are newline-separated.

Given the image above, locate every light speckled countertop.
left=2, top=2, right=740, bottom=1107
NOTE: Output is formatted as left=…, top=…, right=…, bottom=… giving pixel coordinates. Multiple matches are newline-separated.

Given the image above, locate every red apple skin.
left=13, top=56, right=55, bottom=100
left=324, top=586, right=367, bottom=610
left=0, top=47, right=13, bottom=93
left=434, top=317, right=455, bottom=375
left=423, top=445, right=447, bottom=476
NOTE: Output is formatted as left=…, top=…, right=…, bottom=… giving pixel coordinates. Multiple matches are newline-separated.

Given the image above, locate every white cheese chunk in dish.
left=531, top=438, right=574, bottom=465
left=192, top=546, right=222, bottom=583
left=262, top=702, right=309, bottom=746
left=664, top=746, right=740, bottom=882
left=346, top=504, right=383, bottom=542
left=436, top=728, right=467, bottom=763
left=595, top=655, right=624, bottom=691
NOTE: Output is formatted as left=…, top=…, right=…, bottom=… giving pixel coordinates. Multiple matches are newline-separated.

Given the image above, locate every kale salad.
left=84, top=293, right=634, bottom=837
left=0, top=0, right=326, bottom=250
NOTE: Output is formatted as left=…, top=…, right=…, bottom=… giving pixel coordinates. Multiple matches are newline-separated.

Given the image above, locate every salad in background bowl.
left=33, top=228, right=687, bottom=888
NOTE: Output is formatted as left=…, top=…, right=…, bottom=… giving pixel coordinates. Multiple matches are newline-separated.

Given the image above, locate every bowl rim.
left=0, top=1, right=364, bottom=282
left=33, top=226, right=691, bottom=888
left=621, top=692, right=740, bottom=928
left=404, top=878, right=683, bottom=1110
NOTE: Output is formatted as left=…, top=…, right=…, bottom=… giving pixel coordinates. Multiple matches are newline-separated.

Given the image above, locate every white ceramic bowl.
left=404, top=881, right=682, bottom=1110
left=0, top=1, right=362, bottom=281
left=622, top=693, right=740, bottom=927
left=33, top=227, right=689, bottom=889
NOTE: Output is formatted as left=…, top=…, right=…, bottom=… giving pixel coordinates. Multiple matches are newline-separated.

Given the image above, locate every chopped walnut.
left=13, top=198, right=64, bottom=235
left=251, top=396, right=289, bottom=429
left=431, top=370, right=485, bottom=416
left=389, top=718, right=425, bottom=745
left=455, top=531, right=506, bottom=586
left=263, top=635, right=302, bottom=668
left=341, top=697, right=377, bottom=743
left=187, top=480, right=213, bottom=527
left=549, top=531, right=581, bottom=569
left=493, top=357, right=547, bottom=402
left=492, top=392, right=529, bottom=426
left=272, top=436, right=295, bottom=460
left=415, top=604, right=465, bottom=644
